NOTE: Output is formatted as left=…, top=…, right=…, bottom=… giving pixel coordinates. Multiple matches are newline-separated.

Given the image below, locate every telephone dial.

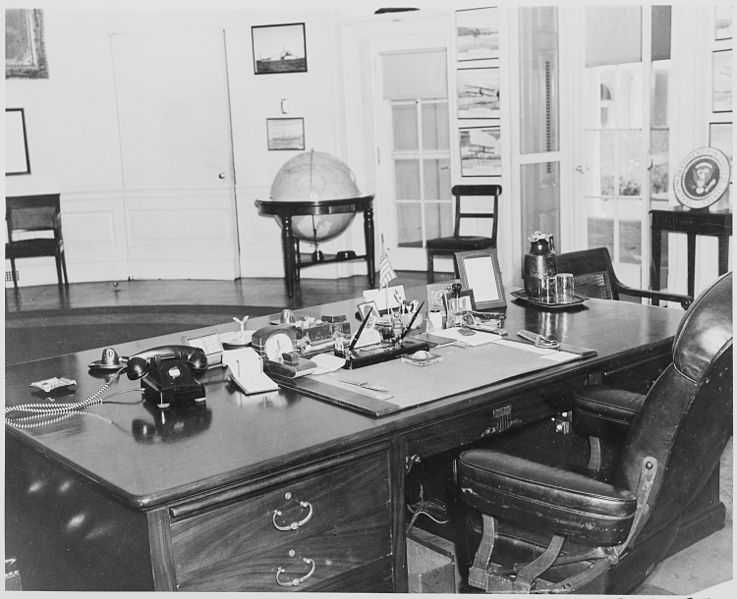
left=126, top=345, right=208, bottom=410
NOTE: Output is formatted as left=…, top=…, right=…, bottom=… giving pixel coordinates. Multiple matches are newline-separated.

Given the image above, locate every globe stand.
left=255, top=196, right=376, bottom=300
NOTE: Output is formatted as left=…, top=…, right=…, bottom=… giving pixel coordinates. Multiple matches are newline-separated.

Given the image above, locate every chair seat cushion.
left=572, top=385, right=645, bottom=440
left=6, top=238, right=62, bottom=259
left=426, top=236, right=495, bottom=251
left=458, top=449, right=637, bottom=545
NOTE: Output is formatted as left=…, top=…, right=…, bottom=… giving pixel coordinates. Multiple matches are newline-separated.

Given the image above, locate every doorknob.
left=218, top=172, right=226, bottom=180
left=575, top=165, right=585, bottom=174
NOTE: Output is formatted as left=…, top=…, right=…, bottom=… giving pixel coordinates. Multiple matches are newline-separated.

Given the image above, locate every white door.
left=372, top=38, right=451, bottom=271
left=111, top=29, right=239, bottom=280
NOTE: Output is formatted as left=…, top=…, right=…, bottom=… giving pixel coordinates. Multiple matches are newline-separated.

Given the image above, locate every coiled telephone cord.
left=4, top=366, right=127, bottom=421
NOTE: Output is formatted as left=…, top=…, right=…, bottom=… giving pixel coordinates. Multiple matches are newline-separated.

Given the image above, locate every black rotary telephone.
left=126, top=345, right=208, bottom=410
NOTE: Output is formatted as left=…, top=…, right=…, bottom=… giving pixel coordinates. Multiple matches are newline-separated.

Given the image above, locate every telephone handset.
left=126, top=345, right=208, bottom=380
left=127, top=345, right=208, bottom=409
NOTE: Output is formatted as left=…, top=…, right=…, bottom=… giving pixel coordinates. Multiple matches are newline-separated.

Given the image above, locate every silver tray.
left=511, top=289, right=587, bottom=310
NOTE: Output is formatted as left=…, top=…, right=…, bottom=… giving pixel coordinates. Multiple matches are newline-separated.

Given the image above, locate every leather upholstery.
left=572, top=385, right=644, bottom=440
left=458, top=450, right=637, bottom=545
left=458, top=271, right=733, bottom=576
left=426, top=235, right=495, bottom=250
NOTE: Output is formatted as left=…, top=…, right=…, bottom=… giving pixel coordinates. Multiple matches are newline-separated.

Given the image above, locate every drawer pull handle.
left=272, top=500, right=313, bottom=531
left=275, top=556, right=316, bottom=587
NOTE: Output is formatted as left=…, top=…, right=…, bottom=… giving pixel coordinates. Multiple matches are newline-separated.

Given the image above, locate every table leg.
left=718, top=235, right=729, bottom=275
left=687, top=232, right=696, bottom=298
left=650, top=225, right=662, bottom=306
left=280, top=215, right=297, bottom=298
left=364, top=208, right=376, bottom=287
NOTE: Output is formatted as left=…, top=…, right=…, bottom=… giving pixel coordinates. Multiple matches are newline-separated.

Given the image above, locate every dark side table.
left=255, top=196, right=376, bottom=300
left=649, top=208, right=732, bottom=304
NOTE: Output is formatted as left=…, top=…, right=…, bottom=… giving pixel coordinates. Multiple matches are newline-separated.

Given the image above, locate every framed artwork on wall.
left=252, top=23, right=307, bottom=74
left=457, top=67, right=500, bottom=119
left=266, top=117, right=305, bottom=151
left=456, top=7, right=499, bottom=62
left=712, top=49, right=732, bottom=113
left=5, top=9, right=48, bottom=79
left=459, top=126, right=501, bottom=177
left=5, top=108, right=31, bottom=175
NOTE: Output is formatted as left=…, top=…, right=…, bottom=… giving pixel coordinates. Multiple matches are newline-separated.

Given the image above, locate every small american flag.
left=379, top=235, right=397, bottom=289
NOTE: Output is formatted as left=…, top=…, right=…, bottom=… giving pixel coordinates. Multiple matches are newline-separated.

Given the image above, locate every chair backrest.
left=450, top=184, right=501, bottom=242
left=554, top=247, right=619, bottom=300
left=6, top=194, right=61, bottom=240
left=615, top=272, right=733, bottom=536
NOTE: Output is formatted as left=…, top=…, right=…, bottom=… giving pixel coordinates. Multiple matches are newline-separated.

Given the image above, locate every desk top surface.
left=5, top=291, right=683, bottom=508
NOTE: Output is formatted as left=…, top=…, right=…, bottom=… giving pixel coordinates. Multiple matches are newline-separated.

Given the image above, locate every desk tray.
left=511, top=290, right=587, bottom=310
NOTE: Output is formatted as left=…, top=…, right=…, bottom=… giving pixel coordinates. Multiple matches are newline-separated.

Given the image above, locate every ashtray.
left=219, top=330, right=254, bottom=348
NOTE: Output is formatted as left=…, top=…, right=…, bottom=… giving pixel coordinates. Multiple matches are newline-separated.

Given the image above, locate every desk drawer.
left=170, top=453, right=392, bottom=591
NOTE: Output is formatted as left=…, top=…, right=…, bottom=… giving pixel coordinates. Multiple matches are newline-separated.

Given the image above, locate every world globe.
left=269, top=150, right=361, bottom=243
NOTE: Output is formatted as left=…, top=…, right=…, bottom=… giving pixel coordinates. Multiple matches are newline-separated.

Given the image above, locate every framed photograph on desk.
left=456, top=249, right=506, bottom=311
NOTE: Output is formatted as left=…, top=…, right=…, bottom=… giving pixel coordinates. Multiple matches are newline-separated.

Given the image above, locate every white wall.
left=4, top=5, right=378, bottom=285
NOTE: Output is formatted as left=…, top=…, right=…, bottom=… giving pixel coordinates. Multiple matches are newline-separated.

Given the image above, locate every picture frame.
left=712, top=49, right=732, bottom=113
left=460, top=126, right=501, bottom=177
left=5, top=9, right=48, bottom=79
left=252, top=23, right=307, bottom=74
left=442, top=288, right=475, bottom=317
left=5, top=108, right=31, bottom=176
left=426, top=280, right=461, bottom=313
left=456, top=249, right=506, bottom=311
left=456, top=7, right=499, bottom=62
left=457, top=67, right=500, bottom=119
left=715, top=5, right=733, bottom=40
left=266, top=117, right=305, bottom=151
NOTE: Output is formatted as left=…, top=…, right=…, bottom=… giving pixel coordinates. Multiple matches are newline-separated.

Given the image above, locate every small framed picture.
left=456, top=7, right=499, bottom=62
left=712, top=49, right=732, bottom=113
left=252, top=23, right=307, bottom=75
left=5, top=108, right=31, bottom=176
left=456, top=249, right=506, bottom=311
left=443, top=288, right=475, bottom=317
left=460, top=126, right=501, bottom=177
left=426, top=280, right=461, bottom=312
left=266, top=117, right=305, bottom=151
left=457, top=67, right=500, bottom=119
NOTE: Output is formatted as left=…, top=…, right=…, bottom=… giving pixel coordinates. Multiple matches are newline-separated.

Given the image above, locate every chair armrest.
left=617, top=285, right=693, bottom=309
left=458, top=449, right=637, bottom=545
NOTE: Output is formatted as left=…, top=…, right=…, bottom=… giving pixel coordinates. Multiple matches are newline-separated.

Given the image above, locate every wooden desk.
left=650, top=208, right=732, bottom=304
left=255, top=196, right=376, bottom=300
left=5, top=294, right=683, bottom=592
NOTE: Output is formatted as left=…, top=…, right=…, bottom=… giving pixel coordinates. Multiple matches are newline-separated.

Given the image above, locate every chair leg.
left=60, top=250, right=69, bottom=286
left=10, top=257, right=18, bottom=289
left=54, top=252, right=64, bottom=287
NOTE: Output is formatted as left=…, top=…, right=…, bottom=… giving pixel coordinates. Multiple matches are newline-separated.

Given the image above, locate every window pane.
left=423, top=158, right=450, bottom=200
left=618, top=131, right=643, bottom=196
left=396, top=203, right=422, bottom=247
left=520, top=162, right=560, bottom=255
left=392, top=104, right=417, bottom=151
left=519, top=7, right=560, bottom=154
left=651, top=128, right=669, bottom=200
left=394, top=159, right=420, bottom=199
left=422, top=103, right=449, bottom=151
left=424, top=202, right=453, bottom=241
left=587, top=217, right=614, bottom=256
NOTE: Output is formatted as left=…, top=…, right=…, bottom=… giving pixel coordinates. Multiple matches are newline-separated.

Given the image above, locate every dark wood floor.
left=4, top=272, right=440, bottom=314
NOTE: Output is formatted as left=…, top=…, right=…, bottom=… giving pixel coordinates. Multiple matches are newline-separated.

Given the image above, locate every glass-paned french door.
left=391, top=99, right=451, bottom=267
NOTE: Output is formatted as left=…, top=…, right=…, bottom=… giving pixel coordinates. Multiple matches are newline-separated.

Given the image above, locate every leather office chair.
left=555, top=247, right=692, bottom=309
left=456, top=272, right=732, bottom=594
left=5, top=194, right=68, bottom=289
left=426, top=184, right=500, bottom=283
